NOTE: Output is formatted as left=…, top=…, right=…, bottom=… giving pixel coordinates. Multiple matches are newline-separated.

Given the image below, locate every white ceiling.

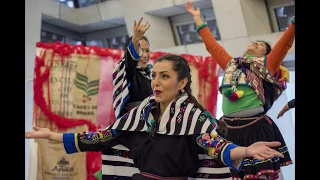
left=145, top=0, right=213, bottom=17
left=42, top=14, right=125, bottom=33
left=42, top=0, right=212, bottom=33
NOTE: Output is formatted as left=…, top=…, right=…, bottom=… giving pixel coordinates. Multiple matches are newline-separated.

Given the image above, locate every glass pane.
left=274, top=5, right=295, bottom=31
left=78, top=0, right=101, bottom=8
left=86, top=40, right=104, bottom=48
left=69, top=40, right=83, bottom=45
left=177, top=19, right=221, bottom=45
left=207, top=19, right=221, bottom=40
left=56, top=0, right=75, bottom=8
left=40, top=30, right=66, bottom=43
left=106, top=35, right=129, bottom=50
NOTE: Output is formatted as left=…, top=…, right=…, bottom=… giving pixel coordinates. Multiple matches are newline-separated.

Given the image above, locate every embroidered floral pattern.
left=200, top=111, right=218, bottom=129
left=177, top=114, right=183, bottom=123
left=199, top=115, right=206, bottom=122
left=79, top=128, right=114, bottom=144
left=196, top=133, right=228, bottom=159
left=180, top=106, right=187, bottom=113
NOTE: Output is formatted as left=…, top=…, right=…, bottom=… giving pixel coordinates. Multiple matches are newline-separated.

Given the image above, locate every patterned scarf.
left=226, top=57, right=287, bottom=105
left=112, top=57, right=152, bottom=119
left=104, top=95, right=232, bottom=179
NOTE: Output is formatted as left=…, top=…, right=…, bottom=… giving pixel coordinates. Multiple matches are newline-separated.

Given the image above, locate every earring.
left=181, top=89, right=185, bottom=94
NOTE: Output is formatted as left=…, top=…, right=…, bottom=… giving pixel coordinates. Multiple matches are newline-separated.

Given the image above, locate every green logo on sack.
left=74, top=72, right=99, bottom=97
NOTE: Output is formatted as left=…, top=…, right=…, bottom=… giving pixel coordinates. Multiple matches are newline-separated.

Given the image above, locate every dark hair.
left=256, top=40, right=272, bottom=55
left=151, top=54, right=227, bottom=136
left=123, top=36, right=149, bottom=51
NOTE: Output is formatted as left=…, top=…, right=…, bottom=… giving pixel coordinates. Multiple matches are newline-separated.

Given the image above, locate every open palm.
left=246, top=141, right=284, bottom=161
left=25, top=126, right=51, bottom=139
left=185, top=1, right=200, bottom=16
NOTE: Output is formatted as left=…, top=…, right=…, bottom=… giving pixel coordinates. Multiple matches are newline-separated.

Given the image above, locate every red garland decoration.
left=205, top=56, right=220, bottom=117
left=33, top=42, right=123, bottom=180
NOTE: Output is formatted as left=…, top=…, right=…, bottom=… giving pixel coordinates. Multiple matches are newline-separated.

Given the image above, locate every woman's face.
left=151, top=60, right=187, bottom=106
left=138, top=39, right=150, bottom=69
left=246, top=41, right=267, bottom=57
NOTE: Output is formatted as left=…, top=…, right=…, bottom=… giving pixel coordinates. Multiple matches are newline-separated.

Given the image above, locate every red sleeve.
left=199, top=26, right=233, bottom=70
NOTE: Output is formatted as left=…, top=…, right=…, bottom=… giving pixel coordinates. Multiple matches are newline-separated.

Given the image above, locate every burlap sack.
left=34, top=48, right=101, bottom=180
left=36, top=126, right=87, bottom=180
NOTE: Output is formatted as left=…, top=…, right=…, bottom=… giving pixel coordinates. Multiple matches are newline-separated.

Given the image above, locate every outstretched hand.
left=185, top=1, right=201, bottom=17
left=277, top=104, right=290, bottom=119
left=246, top=141, right=284, bottom=161
left=132, top=17, right=150, bottom=42
left=25, top=125, right=51, bottom=139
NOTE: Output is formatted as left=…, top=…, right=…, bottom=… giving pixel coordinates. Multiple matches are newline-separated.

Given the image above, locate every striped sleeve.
left=127, top=41, right=140, bottom=61
left=125, top=41, right=141, bottom=77
left=63, top=129, right=120, bottom=154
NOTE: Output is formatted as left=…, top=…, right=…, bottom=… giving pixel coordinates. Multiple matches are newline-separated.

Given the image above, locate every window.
left=69, top=39, right=83, bottom=45
left=78, top=0, right=101, bottom=8
left=176, top=19, right=220, bottom=45
left=56, top=0, right=111, bottom=8
left=41, top=30, right=66, bottom=43
left=106, top=35, right=129, bottom=50
left=86, top=40, right=105, bottom=48
left=56, top=0, right=75, bottom=8
left=274, top=5, right=295, bottom=31
left=170, top=8, right=221, bottom=46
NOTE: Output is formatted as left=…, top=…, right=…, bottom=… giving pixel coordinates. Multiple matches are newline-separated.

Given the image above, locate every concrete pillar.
left=119, top=0, right=176, bottom=50
left=211, top=0, right=248, bottom=40
left=240, top=0, right=272, bottom=36
left=25, top=0, right=42, bottom=179
left=211, top=0, right=271, bottom=40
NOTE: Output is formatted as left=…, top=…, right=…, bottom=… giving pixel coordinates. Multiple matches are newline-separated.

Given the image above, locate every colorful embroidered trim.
left=243, top=169, right=281, bottom=180
left=196, top=133, right=227, bottom=159
left=196, top=23, right=207, bottom=32
left=79, top=129, right=114, bottom=144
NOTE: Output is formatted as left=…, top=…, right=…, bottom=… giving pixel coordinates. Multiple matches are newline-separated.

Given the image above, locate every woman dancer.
left=185, top=1, right=294, bottom=179
left=97, top=17, right=154, bottom=180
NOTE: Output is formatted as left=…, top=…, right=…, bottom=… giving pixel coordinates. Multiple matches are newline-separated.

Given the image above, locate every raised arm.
left=124, top=17, right=150, bottom=77
left=196, top=131, right=284, bottom=171
left=185, top=1, right=232, bottom=70
left=124, top=40, right=141, bottom=77
left=266, top=16, right=295, bottom=75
